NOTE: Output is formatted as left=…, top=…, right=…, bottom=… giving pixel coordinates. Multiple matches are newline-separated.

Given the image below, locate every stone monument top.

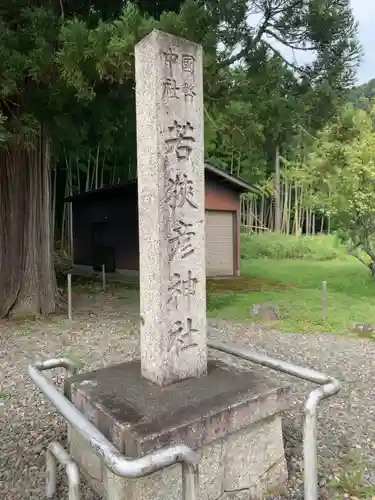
left=135, top=30, right=206, bottom=386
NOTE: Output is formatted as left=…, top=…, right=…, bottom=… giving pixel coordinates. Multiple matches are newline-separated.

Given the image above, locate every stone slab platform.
left=65, top=359, right=289, bottom=458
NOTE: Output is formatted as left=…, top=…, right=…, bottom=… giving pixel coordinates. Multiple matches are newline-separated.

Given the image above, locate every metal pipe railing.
left=182, top=463, right=199, bottom=500
left=28, top=362, right=199, bottom=481
left=46, top=441, right=80, bottom=500
left=34, top=357, right=80, bottom=378
left=207, top=340, right=340, bottom=500
left=30, top=342, right=340, bottom=500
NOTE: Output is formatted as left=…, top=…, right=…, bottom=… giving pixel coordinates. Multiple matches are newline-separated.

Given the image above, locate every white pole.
left=322, top=281, right=327, bottom=320
left=68, top=274, right=72, bottom=321
left=102, top=264, right=106, bottom=291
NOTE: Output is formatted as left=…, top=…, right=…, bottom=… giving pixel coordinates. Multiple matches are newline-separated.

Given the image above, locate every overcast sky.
left=247, top=0, right=374, bottom=86
left=351, top=0, right=375, bottom=84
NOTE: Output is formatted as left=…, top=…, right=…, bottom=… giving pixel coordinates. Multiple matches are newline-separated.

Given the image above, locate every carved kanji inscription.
left=165, top=120, right=195, bottom=160
left=166, top=173, right=198, bottom=211
left=167, top=270, right=198, bottom=309
left=181, top=54, right=195, bottom=74
left=168, top=318, right=198, bottom=353
left=163, top=78, right=180, bottom=99
left=168, top=219, right=196, bottom=260
left=181, top=82, right=196, bottom=102
left=162, top=47, right=178, bottom=71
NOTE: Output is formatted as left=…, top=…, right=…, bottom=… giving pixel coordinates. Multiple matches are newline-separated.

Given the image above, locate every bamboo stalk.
left=76, top=157, right=81, bottom=194
left=85, top=148, right=91, bottom=192
left=282, top=177, right=288, bottom=234
left=274, top=146, right=281, bottom=233
left=249, top=198, right=254, bottom=233
left=61, top=169, right=69, bottom=244
left=111, top=162, right=116, bottom=185
left=287, top=183, right=292, bottom=235
left=294, top=181, right=299, bottom=236
left=51, top=163, right=57, bottom=243
left=68, top=273, right=72, bottom=320
left=306, top=209, right=310, bottom=236
left=68, top=161, right=73, bottom=261
left=100, top=153, right=105, bottom=188
left=298, top=187, right=304, bottom=236
left=269, top=201, right=274, bottom=232
left=267, top=202, right=272, bottom=231
left=93, top=144, right=100, bottom=190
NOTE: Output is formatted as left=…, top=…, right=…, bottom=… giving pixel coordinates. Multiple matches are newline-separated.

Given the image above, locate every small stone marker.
left=135, top=30, right=206, bottom=386
left=322, top=280, right=327, bottom=320
left=350, top=323, right=375, bottom=336
left=249, top=303, right=280, bottom=321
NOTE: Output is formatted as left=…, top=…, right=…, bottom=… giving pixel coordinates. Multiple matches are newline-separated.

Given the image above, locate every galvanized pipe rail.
left=28, top=359, right=199, bottom=500
left=30, top=344, right=340, bottom=500
left=46, top=441, right=80, bottom=500
left=207, top=340, right=341, bottom=500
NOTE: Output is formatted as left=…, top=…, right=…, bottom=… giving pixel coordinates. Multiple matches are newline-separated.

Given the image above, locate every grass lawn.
left=207, top=234, right=375, bottom=334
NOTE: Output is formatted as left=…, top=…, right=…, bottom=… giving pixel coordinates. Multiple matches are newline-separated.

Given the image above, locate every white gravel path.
left=1, top=289, right=375, bottom=499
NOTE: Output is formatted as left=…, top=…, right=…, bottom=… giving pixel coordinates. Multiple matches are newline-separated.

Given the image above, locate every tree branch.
left=219, top=0, right=308, bottom=69
left=219, top=2, right=274, bottom=68
left=365, top=246, right=375, bottom=261
left=264, top=41, right=309, bottom=74
left=348, top=241, right=361, bottom=254
left=59, top=0, right=65, bottom=22
left=352, top=254, right=372, bottom=270
left=264, top=28, right=316, bottom=51
left=204, top=107, right=223, bottom=131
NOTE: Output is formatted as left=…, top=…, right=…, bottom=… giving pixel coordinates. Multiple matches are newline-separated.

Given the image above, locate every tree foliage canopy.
left=349, top=78, right=375, bottom=111
left=299, top=105, right=375, bottom=275
left=0, top=0, right=361, bottom=182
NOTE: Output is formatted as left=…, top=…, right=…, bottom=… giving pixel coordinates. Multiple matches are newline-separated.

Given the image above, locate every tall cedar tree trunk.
left=0, top=130, right=57, bottom=317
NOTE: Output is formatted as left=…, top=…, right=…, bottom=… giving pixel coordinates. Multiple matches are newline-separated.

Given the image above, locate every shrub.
left=241, top=233, right=347, bottom=261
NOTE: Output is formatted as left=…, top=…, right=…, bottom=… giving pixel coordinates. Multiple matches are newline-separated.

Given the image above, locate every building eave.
left=204, top=162, right=260, bottom=194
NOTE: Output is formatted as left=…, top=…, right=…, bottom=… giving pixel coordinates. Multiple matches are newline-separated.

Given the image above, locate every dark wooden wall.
left=72, top=187, right=139, bottom=270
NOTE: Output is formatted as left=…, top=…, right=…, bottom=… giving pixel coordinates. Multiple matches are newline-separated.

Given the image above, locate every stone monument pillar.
left=135, top=30, right=207, bottom=386
left=65, top=30, right=289, bottom=500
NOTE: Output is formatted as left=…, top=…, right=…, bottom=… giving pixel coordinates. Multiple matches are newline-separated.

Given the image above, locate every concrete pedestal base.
left=65, top=360, right=289, bottom=500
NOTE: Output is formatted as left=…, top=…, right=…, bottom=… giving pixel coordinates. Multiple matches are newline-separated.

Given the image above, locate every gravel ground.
left=1, top=288, right=375, bottom=499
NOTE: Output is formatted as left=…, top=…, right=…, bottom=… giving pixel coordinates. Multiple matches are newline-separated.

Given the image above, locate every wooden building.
left=67, top=163, right=255, bottom=278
